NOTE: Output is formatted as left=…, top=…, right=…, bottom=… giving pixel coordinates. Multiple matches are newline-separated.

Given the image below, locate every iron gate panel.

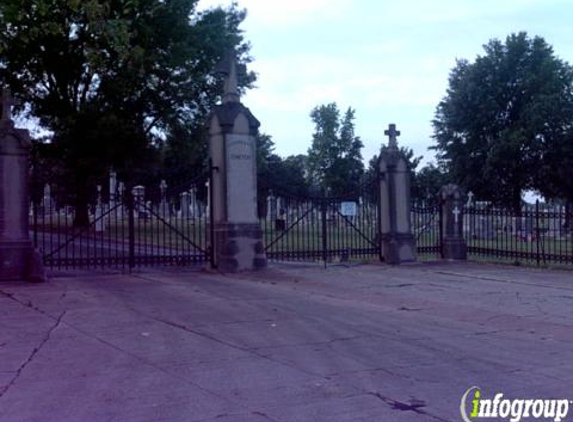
left=411, top=202, right=443, bottom=258
left=32, top=173, right=211, bottom=270
left=261, top=176, right=381, bottom=263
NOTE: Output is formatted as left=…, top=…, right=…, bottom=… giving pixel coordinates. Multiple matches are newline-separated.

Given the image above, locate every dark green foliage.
left=411, top=163, right=451, bottom=203
left=307, top=103, right=364, bottom=194
left=432, top=32, right=573, bottom=212
left=0, top=0, right=252, bottom=225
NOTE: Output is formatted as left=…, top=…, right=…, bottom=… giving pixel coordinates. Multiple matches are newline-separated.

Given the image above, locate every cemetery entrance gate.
left=260, top=175, right=382, bottom=264
left=31, top=170, right=213, bottom=270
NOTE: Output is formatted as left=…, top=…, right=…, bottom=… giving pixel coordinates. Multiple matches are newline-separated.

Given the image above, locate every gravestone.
left=189, top=187, right=198, bottom=218
left=0, top=89, right=46, bottom=282
left=132, top=185, right=146, bottom=218
left=158, top=180, right=169, bottom=218
left=109, top=170, right=117, bottom=210
left=42, top=184, right=55, bottom=215
left=179, top=191, right=191, bottom=219
left=267, top=192, right=277, bottom=221
left=275, top=207, right=286, bottom=231
left=117, top=182, right=126, bottom=218
left=94, top=185, right=106, bottom=232
left=208, top=52, right=266, bottom=271
left=378, top=124, right=416, bottom=264
left=440, top=184, right=467, bottom=260
left=466, top=191, right=475, bottom=207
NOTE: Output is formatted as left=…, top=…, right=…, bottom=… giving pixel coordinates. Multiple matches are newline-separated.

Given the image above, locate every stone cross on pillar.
left=440, top=184, right=467, bottom=260
left=453, top=206, right=461, bottom=223
left=0, top=89, right=46, bottom=282
left=384, top=124, right=400, bottom=149
left=378, top=123, right=416, bottom=264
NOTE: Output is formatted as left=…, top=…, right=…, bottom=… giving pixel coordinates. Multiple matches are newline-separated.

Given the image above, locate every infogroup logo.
left=460, top=387, right=571, bottom=422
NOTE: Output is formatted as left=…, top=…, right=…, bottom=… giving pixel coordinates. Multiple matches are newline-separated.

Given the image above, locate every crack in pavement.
left=0, top=310, right=66, bottom=400
left=138, top=310, right=321, bottom=377
left=0, top=288, right=255, bottom=418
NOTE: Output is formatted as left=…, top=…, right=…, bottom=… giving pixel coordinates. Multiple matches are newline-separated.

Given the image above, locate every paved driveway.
left=1, top=262, right=572, bottom=422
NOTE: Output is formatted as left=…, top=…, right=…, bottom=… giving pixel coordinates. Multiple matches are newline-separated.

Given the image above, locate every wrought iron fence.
left=260, top=176, right=381, bottom=264
left=31, top=172, right=211, bottom=270
left=411, top=201, right=443, bottom=259
left=465, top=202, right=572, bottom=267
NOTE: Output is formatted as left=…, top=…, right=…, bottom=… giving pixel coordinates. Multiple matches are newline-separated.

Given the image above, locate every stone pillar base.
left=442, top=237, right=467, bottom=260
left=213, top=223, right=267, bottom=272
left=0, top=241, right=47, bottom=282
left=381, top=233, right=417, bottom=265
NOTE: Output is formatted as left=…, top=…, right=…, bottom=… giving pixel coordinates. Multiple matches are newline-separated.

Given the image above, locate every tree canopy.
left=432, top=32, right=573, bottom=211
left=0, top=0, right=253, bottom=224
left=306, top=103, right=364, bottom=194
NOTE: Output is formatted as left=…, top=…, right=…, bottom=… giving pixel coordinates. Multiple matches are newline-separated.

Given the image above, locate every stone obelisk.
left=207, top=53, right=267, bottom=271
left=0, top=90, right=46, bottom=282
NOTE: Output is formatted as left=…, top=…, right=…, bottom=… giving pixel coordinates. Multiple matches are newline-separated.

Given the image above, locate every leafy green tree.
left=255, top=132, right=309, bottom=216
left=432, top=32, right=573, bottom=213
left=411, top=163, right=451, bottom=203
left=307, top=103, right=364, bottom=194
left=534, top=130, right=573, bottom=229
left=0, top=0, right=252, bottom=225
left=363, top=147, right=422, bottom=200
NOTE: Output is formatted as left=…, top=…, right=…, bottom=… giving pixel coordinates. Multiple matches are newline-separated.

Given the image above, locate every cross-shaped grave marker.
left=384, top=124, right=400, bottom=149
left=467, top=191, right=475, bottom=207
left=453, top=206, right=461, bottom=224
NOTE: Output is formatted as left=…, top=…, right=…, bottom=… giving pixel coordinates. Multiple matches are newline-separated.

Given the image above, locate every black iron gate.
left=31, top=173, right=212, bottom=270
left=411, top=201, right=443, bottom=258
left=260, top=176, right=381, bottom=263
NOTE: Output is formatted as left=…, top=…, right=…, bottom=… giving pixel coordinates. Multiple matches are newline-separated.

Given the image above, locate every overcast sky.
left=199, top=0, right=573, bottom=166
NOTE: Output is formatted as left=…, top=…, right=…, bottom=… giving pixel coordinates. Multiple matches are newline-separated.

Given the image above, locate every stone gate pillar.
left=0, top=90, right=46, bottom=282
left=378, top=124, right=416, bottom=264
left=439, top=184, right=467, bottom=260
left=207, top=54, right=267, bottom=272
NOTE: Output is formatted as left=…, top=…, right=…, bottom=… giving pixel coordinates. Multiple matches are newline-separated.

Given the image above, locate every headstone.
left=189, top=187, right=198, bottom=218
left=208, top=52, right=266, bottom=271
left=179, top=191, right=191, bottom=219
left=109, top=170, right=117, bottom=209
left=440, top=184, right=467, bottom=260
left=158, top=180, right=169, bottom=218
left=267, top=192, right=277, bottom=221
left=275, top=207, right=286, bottom=231
left=94, top=185, right=106, bottom=232
left=132, top=185, right=146, bottom=218
left=378, top=124, right=416, bottom=264
left=42, top=184, right=55, bottom=215
left=117, top=182, right=126, bottom=218
left=0, top=89, right=46, bottom=282
left=466, top=191, right=475, bottom=207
